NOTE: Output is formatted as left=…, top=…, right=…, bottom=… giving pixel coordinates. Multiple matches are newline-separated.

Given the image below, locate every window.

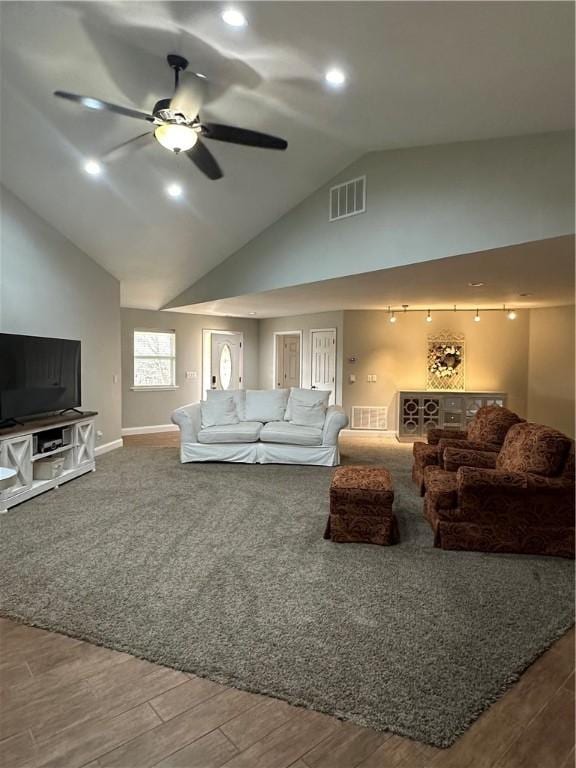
left=133, top=330, right=176, bottom=388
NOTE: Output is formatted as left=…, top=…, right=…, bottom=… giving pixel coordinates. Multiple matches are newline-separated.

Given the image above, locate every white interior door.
left=310, top=329, right=336, bottom=404
left=275, top=334, right=301, bottom=389
left=210, top=333, right=242, bottom=390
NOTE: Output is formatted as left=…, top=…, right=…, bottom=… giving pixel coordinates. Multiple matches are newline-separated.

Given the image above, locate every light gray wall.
left=0, top=186, right=122, bottom=446
left=258, top=311, right=344, bottom=404
left=342, top=309, right=531, bottom=430
left=167, top=131, right=574, bottom=309
left=527, top=305, right=575, bottom=437
left=121, top=309, right=259, bottom=429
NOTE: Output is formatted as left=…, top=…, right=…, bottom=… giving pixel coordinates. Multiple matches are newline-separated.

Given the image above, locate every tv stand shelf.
left=0, top=412, right=97, bottom=514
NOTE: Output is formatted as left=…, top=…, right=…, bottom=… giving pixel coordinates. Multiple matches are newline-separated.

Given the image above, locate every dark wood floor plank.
left=154, top=728, right=239, bottom=768
left=302, top=721, right=387, bottom=768
left=150, top=676, right=227, bottom=721
left=99, top=688, right=260, bottom=768
left=563, top=672, right=575, bottom=692
left=0, top=731, right=36, bottom=768
left=0, top=662, right=32, bottom=690
left=493, top=688, right=575, bottom=768
left=0, top=677, right=94, bottom=742
left=220, top=709, right=342, bottom=768
left=220, top=697, right=297, bottom=751
left=35, top=702, right=161, bottom=768
left=356, top=734, right=435, bottom=767
left=88, top=664, right=189, bottom=721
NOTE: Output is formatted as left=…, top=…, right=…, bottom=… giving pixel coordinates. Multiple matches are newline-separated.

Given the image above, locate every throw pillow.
left=200, top=396, right=239, bottom=428
left=206, top=389, right=246, bottom=420
left=285, top=388, right=330, bottom=421
left=290, top=397, right=327, bottom=429
left=244, top=389, right=289, bottom=423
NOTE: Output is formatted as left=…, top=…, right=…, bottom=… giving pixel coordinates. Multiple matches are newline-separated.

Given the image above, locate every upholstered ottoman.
left=324, top=466, right=398, bottom=545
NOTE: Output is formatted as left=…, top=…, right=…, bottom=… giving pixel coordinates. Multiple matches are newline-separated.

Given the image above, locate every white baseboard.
left=121, top=424, right=179, bottom=436
left=341, top=428, right=397, bottom=437
left=95, top=438, right=124, bottom=456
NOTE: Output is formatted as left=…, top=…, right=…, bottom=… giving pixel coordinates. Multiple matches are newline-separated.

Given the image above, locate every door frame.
left=309, top=327, right=337, bottom=402
left=202, top=329, right=244, bottom=397
left=272, top=330, right=303, bottom=389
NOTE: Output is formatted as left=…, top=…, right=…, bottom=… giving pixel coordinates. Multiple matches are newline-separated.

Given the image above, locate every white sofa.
left=171, top=388, right=348, bottom=466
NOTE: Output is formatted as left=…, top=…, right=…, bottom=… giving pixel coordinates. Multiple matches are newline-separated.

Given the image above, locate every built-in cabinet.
left=397, top=391, right=507, bottom=441
left=0, top=414, right=96, bottom=513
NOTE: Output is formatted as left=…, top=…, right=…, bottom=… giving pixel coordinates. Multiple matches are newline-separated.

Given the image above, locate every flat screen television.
left=0, top=333, right=81, bottom=422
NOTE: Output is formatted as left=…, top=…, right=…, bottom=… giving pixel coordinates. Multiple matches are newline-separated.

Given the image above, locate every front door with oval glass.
left=210, top=333, right=242, bottom=390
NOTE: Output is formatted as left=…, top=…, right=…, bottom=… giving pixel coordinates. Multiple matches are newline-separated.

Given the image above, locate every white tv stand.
left=0, top=412, right=97, bottom=514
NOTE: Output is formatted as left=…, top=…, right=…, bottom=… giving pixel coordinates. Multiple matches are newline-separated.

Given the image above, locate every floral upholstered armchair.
left=422, top=422, right=575, bottom=558
left=412, top=405, right=524, bottom=494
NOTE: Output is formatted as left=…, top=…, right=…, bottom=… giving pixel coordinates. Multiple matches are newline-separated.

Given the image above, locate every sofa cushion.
left=424, top=467, right=458, bottom=510
left=260, top=421, right=323, bottom=446
left=206, top=389, right=246, bottom=420
left=197, top=421, right=262, bottom=444
left=285, top=388, right=330, bottom=421
left=244, top=389, right=289, bottom=423
left=289, top=398, right=327, bottom=429
left=497, top=423, right=572, bottom=477
left=200, top=396, right=239, bottom=428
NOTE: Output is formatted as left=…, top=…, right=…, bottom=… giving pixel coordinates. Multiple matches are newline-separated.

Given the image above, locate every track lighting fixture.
left=426, top=310, right=432, bottom=323
left=504, top=304, right=517, bottom=320
left=389, top=311, right=397, bottom=324
left=474, top=310, right=481, bottom=322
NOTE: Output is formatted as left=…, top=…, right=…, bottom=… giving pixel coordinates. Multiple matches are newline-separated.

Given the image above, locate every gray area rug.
left=0, top=437, right=573, bottom=747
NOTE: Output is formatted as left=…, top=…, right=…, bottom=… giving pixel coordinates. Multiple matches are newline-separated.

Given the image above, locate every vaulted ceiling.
left=1, top=1, right=573, bottom=309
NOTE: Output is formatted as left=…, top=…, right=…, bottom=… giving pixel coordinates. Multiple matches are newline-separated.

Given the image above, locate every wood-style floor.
left=0, top=432, right=573, bottom=768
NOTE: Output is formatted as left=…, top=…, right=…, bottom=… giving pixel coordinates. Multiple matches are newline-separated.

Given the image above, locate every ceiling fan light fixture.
left=154, top=124, right=198, bottom=153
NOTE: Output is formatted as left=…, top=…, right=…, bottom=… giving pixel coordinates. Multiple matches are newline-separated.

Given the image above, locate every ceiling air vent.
left=329, top=175, right=366, bottom=221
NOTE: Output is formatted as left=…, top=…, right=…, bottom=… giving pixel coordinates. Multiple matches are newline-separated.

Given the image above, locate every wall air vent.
left=329, top=175, right=366, bottom=221
left=351, top=406, right=388, bottom=430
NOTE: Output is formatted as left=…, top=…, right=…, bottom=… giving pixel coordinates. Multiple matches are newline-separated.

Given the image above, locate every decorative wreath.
left=429, top=344, right=462, bottom=379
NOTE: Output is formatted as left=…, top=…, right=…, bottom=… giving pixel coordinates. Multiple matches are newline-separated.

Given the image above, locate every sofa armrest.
left=427, top=427, right=468, bottom=445
left=322, top=406, right=348, bottom=446
left=457, top=467, right=527, bottom=492
left=443, top=448, right=498, bottom=472
left=171, top=403, right=202, bottom=443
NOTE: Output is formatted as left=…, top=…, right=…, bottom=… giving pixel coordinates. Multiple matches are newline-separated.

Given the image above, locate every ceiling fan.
left=53, top=54, right=288, bottom=180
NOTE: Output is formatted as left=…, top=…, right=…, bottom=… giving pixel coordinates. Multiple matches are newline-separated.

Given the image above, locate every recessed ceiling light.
left=222, top=9, right=247, bottom=26
left=519, top=292, right=533, bottom=297
left=195, top=72, right=207, bottom=79
left=166, top=183, right=183, bottom=199
left=83, top=159, right=102, bottom=176
left=468, top=281, right=485, bottom=287
left=325, top=68, right=346, bottom=87
left=248, top=311, right=256, bottom=315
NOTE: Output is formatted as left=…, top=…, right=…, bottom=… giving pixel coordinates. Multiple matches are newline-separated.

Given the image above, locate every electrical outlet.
left=96, top=430, right=103, bottom=442
left=185, top=371, right=198, bottom=380
left=112, top=374, right=119, bottom=384
left=349, top=374, right=356, bottom=384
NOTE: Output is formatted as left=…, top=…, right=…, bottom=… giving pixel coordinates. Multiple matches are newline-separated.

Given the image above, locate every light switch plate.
left=185, top=371, right=198, bottom=380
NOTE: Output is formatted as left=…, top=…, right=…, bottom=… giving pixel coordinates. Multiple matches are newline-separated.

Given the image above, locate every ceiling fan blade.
left=54, top=91, right=156, bottom=123
left=202, top=123, right=287, bottom=150
left=170, top=73, right=205, bottom=120
left=101, top=132, right=154, bottom=163
left=187, top=140, right=223, bottom=180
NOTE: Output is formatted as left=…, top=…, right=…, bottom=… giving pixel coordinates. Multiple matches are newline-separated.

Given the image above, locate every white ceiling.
left=179, top=237, right=575, bottom=318
left=1, top=2, right=573, bottom=310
